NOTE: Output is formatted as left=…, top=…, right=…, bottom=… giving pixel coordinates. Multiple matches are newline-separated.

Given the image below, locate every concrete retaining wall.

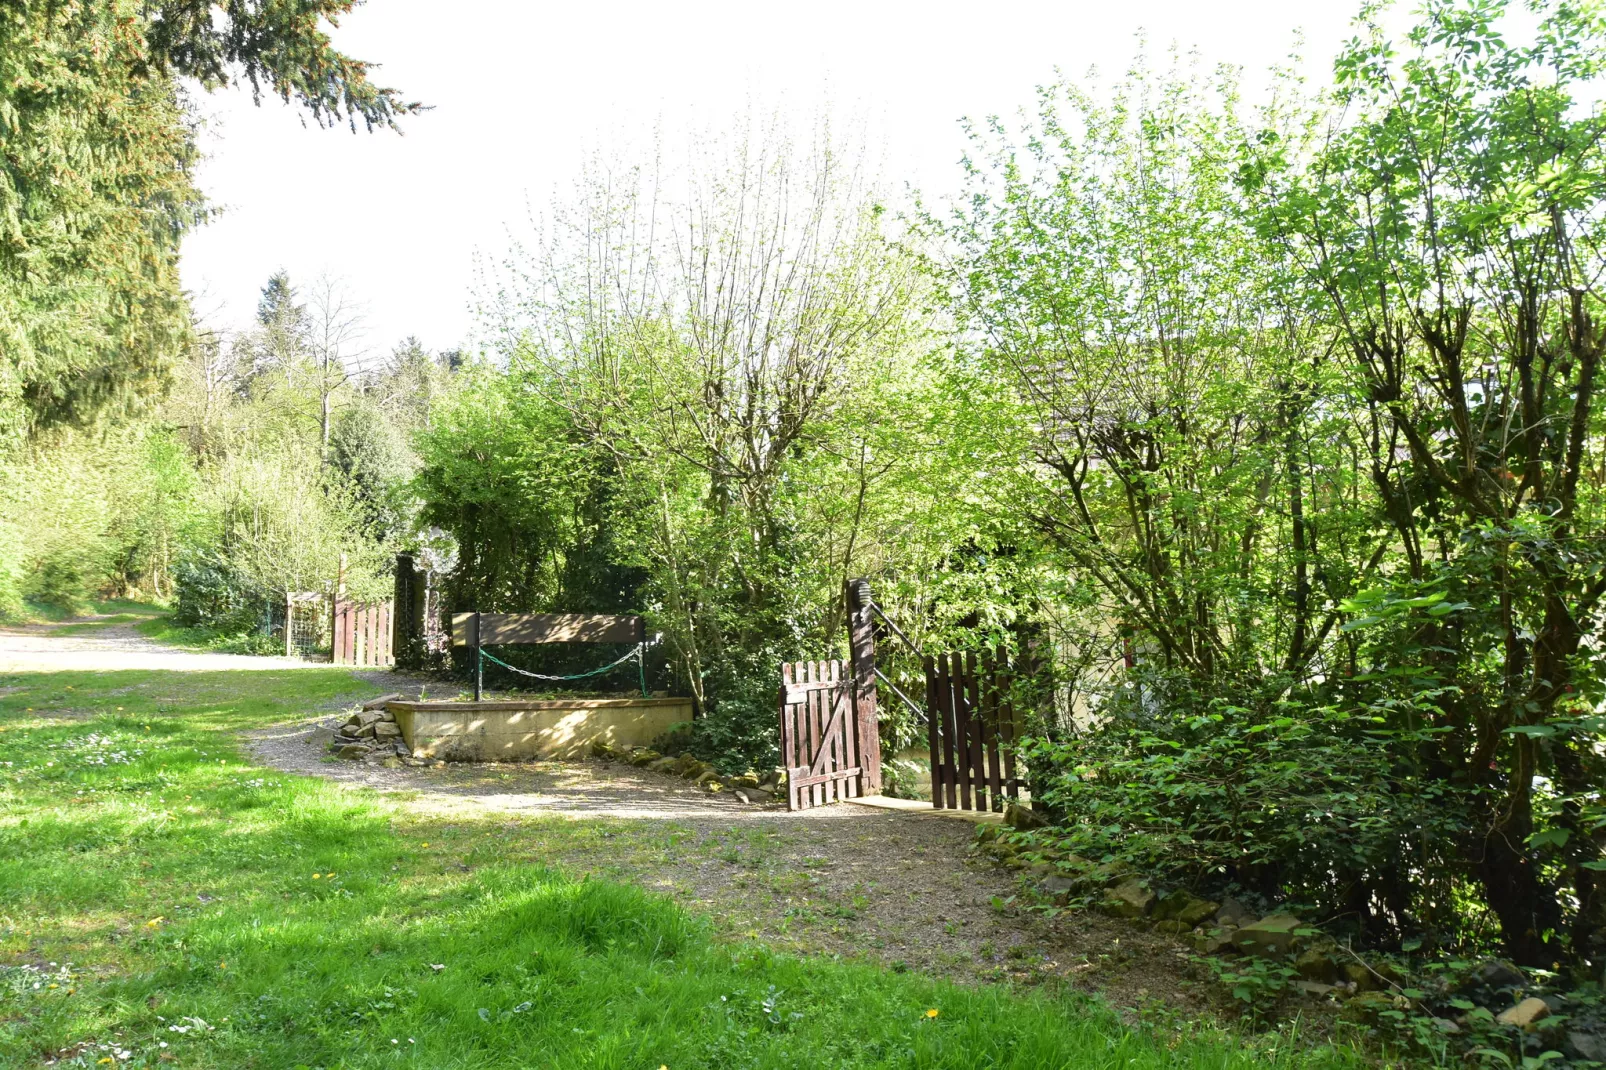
left=389, top=698, right=693, bottom=762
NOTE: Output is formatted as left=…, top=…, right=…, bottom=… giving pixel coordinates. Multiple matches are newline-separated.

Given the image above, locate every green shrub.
left=1028, top=667, right=1481, bottom=952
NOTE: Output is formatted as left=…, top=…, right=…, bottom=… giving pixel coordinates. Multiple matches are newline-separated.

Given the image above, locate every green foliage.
left=0, top=1, right=203, bottom=434
left=0, top=3, right=414, bottom=435
left=328, top=399, right=414, bottom=541
left=1029, top=661, right=1481, bottom=948
left=141, top=1, right=421, bottom=130
left=921, top=2, right=1606, bottom=974
left=0, top=424, right=206, bottom=616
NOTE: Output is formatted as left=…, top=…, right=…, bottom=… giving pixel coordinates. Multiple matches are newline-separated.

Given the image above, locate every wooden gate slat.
left=821, top=663, right=835, bottom=806
left=998, top=655, right=1019, bottom=801
left=841, top=661, right=854, bottom=796
left=966, top=650, right=982, bottom=812
left=937, top=653, right=954, bottom=810
left=333, top=602, right=346, bottom=663
left=983, top=650, right=1004, bottom=811
left=807, top=666, right=821, bottom=808
left=923, top=655, right=943, bottom=808
left=952, top=652, right=971, bottom=811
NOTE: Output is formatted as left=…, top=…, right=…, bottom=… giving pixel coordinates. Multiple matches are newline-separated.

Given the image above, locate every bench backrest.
left=450, top=612, right=645, bottom=647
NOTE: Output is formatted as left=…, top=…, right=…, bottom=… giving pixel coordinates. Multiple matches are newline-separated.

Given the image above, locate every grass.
left=0, top=667, right=1371, bottom=1069
left=130, top=615, right=284, bottom=657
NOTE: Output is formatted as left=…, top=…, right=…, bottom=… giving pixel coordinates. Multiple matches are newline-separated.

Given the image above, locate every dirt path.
left=0, top=617, right=329, bottom=673
left=3, top=615, right=1207, bottom=1015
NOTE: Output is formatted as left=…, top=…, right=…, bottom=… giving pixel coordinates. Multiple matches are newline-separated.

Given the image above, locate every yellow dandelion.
left=312, top=873, right=321, bottom=880
left=219, top=962, right=226, bottom=969
left=145, top=917, right=163, bottom=927
left=926, top=1008, right=939, bottom=1018
left=47, top=983, right=57, bottom=989
left=98, top=1059, right=113, bottom=1065
left=421, top=842, right=429, bottom=848
left=116, top=706, right=123, bottom=711
left=325, top=873, right=335, bottom=879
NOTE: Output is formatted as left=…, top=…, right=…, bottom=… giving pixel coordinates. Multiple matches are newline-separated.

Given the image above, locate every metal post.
left=473, top=609, right=483, bottom=702
left=285, top=591, right=294, bottom=659
left=637, top=643, right=648, bottom=697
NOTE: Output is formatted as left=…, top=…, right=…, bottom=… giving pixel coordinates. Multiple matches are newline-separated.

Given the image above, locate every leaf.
left=1505, top=725, right=1558, bottom=739
left=1528, top=828, right=1571, bottom=849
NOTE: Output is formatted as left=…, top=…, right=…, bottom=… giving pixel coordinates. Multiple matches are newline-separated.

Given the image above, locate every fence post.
left=844, top=579, right=882, bottom=795
left=473, top=609, right=483, bottom=702
left=284, top=591, right=294, bottom=658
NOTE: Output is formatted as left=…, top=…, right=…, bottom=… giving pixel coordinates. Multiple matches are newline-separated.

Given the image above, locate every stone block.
left=1154, top=889, right=1219, bottom=927
left=1231, top=914, right=1305, bottom=958
left=1004, top=803, right=1050, bottom=830
left=1497, top=997, right=1551, bottom=1029
left=1098, top=877, right=1154, bottom=919
left=1295, top=949, right=1338, bottom=983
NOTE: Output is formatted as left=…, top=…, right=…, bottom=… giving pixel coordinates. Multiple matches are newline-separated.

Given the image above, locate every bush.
left=172, top=551, right=270, bottom=633
left=1027, top=668, right=1481, bottom=952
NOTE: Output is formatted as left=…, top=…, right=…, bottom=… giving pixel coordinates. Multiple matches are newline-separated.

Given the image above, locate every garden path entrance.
left=0, top=617, right=1212, bottom=1021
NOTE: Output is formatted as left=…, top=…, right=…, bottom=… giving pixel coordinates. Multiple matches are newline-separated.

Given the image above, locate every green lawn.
left=0, top=668, right=1369, bottom=1069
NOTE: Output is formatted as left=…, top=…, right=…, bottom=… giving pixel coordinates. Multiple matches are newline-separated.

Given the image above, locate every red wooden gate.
left=779, top=660, right=869, bottom=810
left=924, top=650, right=1022, bottom=812
left=333, top=600, right=394, bottom=667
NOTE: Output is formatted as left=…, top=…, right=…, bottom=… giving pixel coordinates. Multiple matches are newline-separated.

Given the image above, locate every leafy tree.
left=0, top=1, right=414, bottom=434
left=140, top=1, right=419, bottom=131
left=480, top=122, right=933, bottom=722
left=328, top=398, right=414, bottom=541
left=1257, top=0, right=1606, bottom=967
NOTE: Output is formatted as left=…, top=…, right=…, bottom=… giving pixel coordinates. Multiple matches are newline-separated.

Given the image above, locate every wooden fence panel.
left=925, top=650, right=1024, bottom=812
left=332, top=599, right=396, bottom=668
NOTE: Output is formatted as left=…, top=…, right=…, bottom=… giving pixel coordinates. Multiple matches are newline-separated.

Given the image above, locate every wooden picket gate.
left=781, top=659, right=884, bottom=810
left=333, top=600, right=394, bottom=667
left=923, top=650, right=1023, bottom=812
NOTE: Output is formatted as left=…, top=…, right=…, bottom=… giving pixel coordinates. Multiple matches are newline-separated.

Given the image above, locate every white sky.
left=178, top=0, right=1361, bottom=356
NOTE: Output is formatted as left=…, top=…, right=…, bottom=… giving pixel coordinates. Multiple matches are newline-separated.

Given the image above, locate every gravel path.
left=0, top=619, right=327, bottom=673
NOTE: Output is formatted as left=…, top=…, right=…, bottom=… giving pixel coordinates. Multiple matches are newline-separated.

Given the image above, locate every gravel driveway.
left=0, top=619, right=327, bottom=673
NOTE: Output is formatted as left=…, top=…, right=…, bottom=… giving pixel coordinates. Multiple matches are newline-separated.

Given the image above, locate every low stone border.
left=591, top=741, right=784, bottom=805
